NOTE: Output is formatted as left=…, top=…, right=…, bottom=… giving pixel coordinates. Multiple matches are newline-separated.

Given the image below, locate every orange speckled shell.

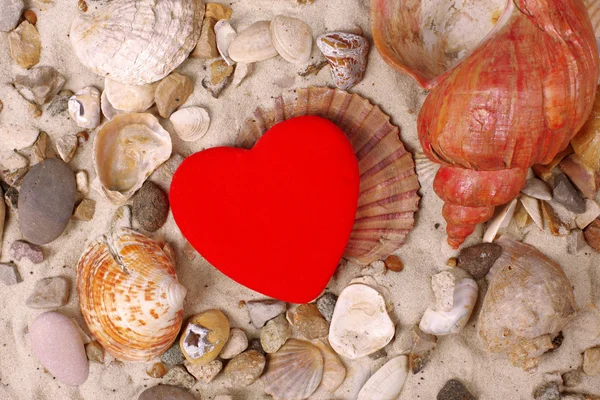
left=77, top=228, right=185, bottom=362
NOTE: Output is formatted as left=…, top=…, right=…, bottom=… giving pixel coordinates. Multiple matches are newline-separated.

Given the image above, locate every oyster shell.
left=104, top=78, right=157, bottom=113
left=77, top=227, right=186, bottom=361
left=70, top=0, right=205, bottom=85
left=317, top=32, right=370, bottom=90
left=93, top=113, right=172, bottom=205
left=357, top=355, right=408, bottom=400
left=229, top=21, right=278, bottom=63
left=478, top=236, right=576, bottom=371
left=170, top=107, right=211, bottom=142
left=237, top=87, right=420, bottom=264
left=180, top=309, right=230, bottom=365
left=68, top=86, right=101, bottom=129
left=270, top=15, right=313, bottom=64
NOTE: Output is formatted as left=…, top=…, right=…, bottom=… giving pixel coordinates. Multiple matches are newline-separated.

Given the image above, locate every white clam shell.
left=68, top=86, right=101, bottom=129
left=270, top=15, right=313, bottom=64
left=357, top=356, right=408, bottom=400
left=229, top=21, right=278, bottom=63
left=70, top=0, right=204, bottom=85
left=170, top=107, right=211, bottom=142
left=93, top=113, right=172, bottom=205
left=328, top=283, right=395, bottom=359
left=215, top=19, right=237, bottom=65
left=105, top=78, right=157, bottom=113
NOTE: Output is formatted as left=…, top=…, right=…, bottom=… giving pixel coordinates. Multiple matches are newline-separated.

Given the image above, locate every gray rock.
left=161, top=365, right=196, bottom=390
left=0, top=262, right=22, bottom=285
left=45, top=91, right=73, bottom=117
left=10, top=240, right=43, bottom=263
left=133, top=181, right=169, bottom=232
left=13, top=66, right=66, bottom=106
left=18, top=159, right=76, bottom=245
left=316, top=292, right=337, bottom=323
left=562, top=370, right=582, bottom=387
left=533, top=383, right=560, bottom=400
left=457, top=242, right=502, bottom=280
left=138, top=385, right=195, bottom=400
left=160, top=342, right=186, bottom=365
left=522, top=178, right=552, bottom=201
left=246, top=299, right=287, bottom=328
left=0, top=0, right=24, bottom=32
left=553, top=174, right=586, bottom=214
left=437, top=379, right=475, bottom=400
left=26, top=276, right=70, bottom=309
left=260, top=314, right=292, bottom=353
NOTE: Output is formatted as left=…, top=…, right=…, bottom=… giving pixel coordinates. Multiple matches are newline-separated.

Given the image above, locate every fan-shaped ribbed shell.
left=237, top=87, right=420, bottom=264
left=270, top=15, right=313, bottom=64
left=170, top=107, right=211, bottom=142
left=77, top=228, right=187, bottom=362
left=70, top=0, right=205, bottom=85
left=262, top=339, right=324, bottom=400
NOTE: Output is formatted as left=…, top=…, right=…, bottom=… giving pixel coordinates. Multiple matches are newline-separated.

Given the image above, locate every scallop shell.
left=357, top=355, right=408, bottom=400
left=229, top=21, right=278, bottom=63
left=312, top=338, right=346, bottom=393
left=77, top=227, right=187, bottom=362
left=68, top=86, right=101, bottom=129
left=215, top=19, right=237, bottom=65
left=105, top=78, right=157, bottom=113
left=237, top=87, right=420, bottom=265
left=478, top=236, right=576, bottom=371
left=328, top=283, right=395, bottom=359
left=170, top=107, right=211, bottom=142
left=70, top=0, right=204, bottom=85
left=93, top=113, right=172, bottom=205
left=261, top=339, right=324, bottom=400
left=316, top=32, right=369, bottom=90
left=270, top=15, right=313, bottom=64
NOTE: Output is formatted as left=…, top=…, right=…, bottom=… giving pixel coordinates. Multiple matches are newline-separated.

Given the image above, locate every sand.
left=0, top=0, right=599, bottom=399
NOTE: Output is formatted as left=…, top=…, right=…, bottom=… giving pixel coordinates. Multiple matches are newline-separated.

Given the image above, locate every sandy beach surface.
left=1, top=0, right=599, bottom=399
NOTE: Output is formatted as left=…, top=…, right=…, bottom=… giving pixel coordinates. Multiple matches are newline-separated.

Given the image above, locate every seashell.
left=328, top=283, right=394, bottom=359
left=237, top=87, right=420, bottom=264
left=93, top=113, right=172, bottom=205
left=572, top=86, right=600, bottom=171
left=414, top=150, right=439, bottom=193
left=170, top=107, right=210, bottom=142
left=70, top=0, right=204, bottom=85
left=104, top=78, right=157, bottom=113
left=478, top=236, right=576, bottom=371
left=100, top=91, right=121, bottom=121
left=215, top=19, right=237, bottom=65
left=232, top=62, right=254, bottom=87
left=68, top=86, right=101, bottom=129
left=77, top=227, right=187, bottom=361
left=483, top=198, right=518, bottom=243
left=270, top=15, right=313, bottom=64
left=357, top=355, right=408, bottom=400
left=520, top=194, right=543, bottom=230
left=419, top=269, right=478, bottom=336
left=559, top=154, right=598, bottom=199
left=229, top=21, right=278, bottom=63
left=312, top=338, right=346, bottom=393
left=316, top=32, right=369, bottom=90
left=261, top=339, right=323, bottom=400
left=180, top=309, right=230, bottom=365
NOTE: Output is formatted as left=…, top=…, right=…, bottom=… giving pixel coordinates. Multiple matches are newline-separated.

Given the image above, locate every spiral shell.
left=77, top=228, right=187, bottom=362
left=237, top=87, right=420, bottom=265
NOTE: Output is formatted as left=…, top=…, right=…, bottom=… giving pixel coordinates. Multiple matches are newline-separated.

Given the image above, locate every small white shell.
left=229, top=21, right=278, bottom=63
left=328, top=284, right=395, bottom=359
left=357, top=356, right=408, bottom=400
left=520, top=194, right=543, bottom=230
left=68, top=86, right=101, bottom=129
left=215, top=19, right=237, bottom=66
left=483, top=198, right=518, bottom=243
left=104, top=78, right=157, bottom=113
left=170, top=107, right=211, bottom=142
left=270, top=15, right=313, bottom=64
left=100, top=91, right=121, bottom=121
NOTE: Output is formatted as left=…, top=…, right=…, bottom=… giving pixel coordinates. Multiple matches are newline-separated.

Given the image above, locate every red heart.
left=170, top=116, right=360, bottom=303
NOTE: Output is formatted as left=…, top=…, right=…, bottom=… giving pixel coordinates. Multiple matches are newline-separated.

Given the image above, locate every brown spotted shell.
left=237, top=87, right=420, bottom=264
left=77, top=228, right=186, bottom=362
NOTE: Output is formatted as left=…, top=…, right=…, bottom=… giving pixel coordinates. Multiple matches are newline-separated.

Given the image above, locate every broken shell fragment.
left=100, top=91, right=121, bottom=121
left=232, top=63, right=253, bottom=87
left=215, top=19, right=237, bottom=65
left=541, top=201, right=571, bottom=237
left=270, top=15, right=313, bottom=64
left=520, top=194, right=544, bottom=230
left=559, top=154, right=598, bottom=199
left=68, top=87, right=101, bottom=129
left=180, top=309, right=230, bottom=365
left=8, top=21, right=41, bottom=69
left=104, top=78, right=157, bottom=113
left=229, top=21, right=278, bottom=63
left=56, top=134, right=78, bottom=163
left=170, top=107, right=210, bottom=142
left=357, top=355, right=408, bottom=400
left=521, top=178, right=552, bottom=201
left=483, top=198, right=518, bottom=243
left=317, top=32, right=369, bottom=90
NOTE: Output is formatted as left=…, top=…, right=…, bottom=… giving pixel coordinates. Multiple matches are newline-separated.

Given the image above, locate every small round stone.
left=384, top=255, right=404, bottom=272
left=138, top=385, right=195, bottom=400
left=219, top=328, right=248, bottom=359
left=146, top=362, right=168, bottom=378
left=133, top=181, right=170, bottom=232
left=222, top=350, right=266, bottom=387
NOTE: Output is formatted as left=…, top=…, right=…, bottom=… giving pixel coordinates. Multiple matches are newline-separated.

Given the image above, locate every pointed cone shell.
left=170, top=107, right=211, bottom=142
left=317, top=32, right=370, bottom=90
left=478, top=236, right=576, bottom=371
left=70, top=0, right=204, bottom=85
left=357, top=355, right=408, bottom=400
left=77, top=228, right=186, bottom=362
left=270, top=15, right=313, bottom=64
left=262, top=339, right=324, bottom=400
left=237, top=87, right=420, bottom=265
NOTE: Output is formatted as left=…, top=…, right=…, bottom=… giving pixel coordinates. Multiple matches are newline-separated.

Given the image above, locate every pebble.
left=10, top=240, right=43, bottom=263
left=155, top=72, right=193, bottom=118
left=13, top=66, right=66, bottom=105
left=146, top=362, right=168, bottom=378
left=533, top=383, right=560, bottom=400
left=521, top=178, right=553, bottom=201
left=8, top=21, right=41, bottom=69
left=384, top=254, right=404, bottom=272
left=138, top=385, right=195, bottom=400
left=23, top=10, right=37, bottom=25
left=316, top=292, right=337, bottom=323
left=72, top=199, right=96, bottom=221
left=202, top=59, right=234, bottom=98
left=75, top=171, right=89, bottom=195
left=247, top=338, right=266, bottom=355
left=19, top=159, right=76, bottom=245
left=583, top=218, right=600, bottom=252
left=260, top=314, right=292, bottom=353
left=576, top=200, right=600, bottom=230
left=29, top=311, right=89, bottom=385
left=583, top=346, right=600, bottom=376
left=46, top=90, right=73, bottom=117
left=56, top=134, right=78, bottom=163
left=222, top=350, right=266, bottom=387
left=86, top=341, right=105, bottom=364
left=246, top=299, right=287, bottom=328
left=132, top=181, right=169, bottom=232
left=437, top=379, right=475, bottom=400
left=0, top=262, right=22, bottom=285
left=562, top=370, right=583, bottom=387
left=26, top=276, right=70, bottom=309
left=0, top=0, right=24, bottom=32
left=457, top=242, right=502, bottom=280
left=162, top=365, right=196, bottom=390
left=553, top=174, right=586, bottom=213
left=291, top=303, right=329, bottom=339
left=184, top=359, right=222, bottom=383
left=21, top=131, right=53, bottom=163
left=161, top=342, right=186, bottom=365
left=220, top=328, right=248, bottom=359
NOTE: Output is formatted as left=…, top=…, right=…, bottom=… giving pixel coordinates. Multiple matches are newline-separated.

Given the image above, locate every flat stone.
left=457, top=242, right=502, bottom=280
left=291, top=303, right=329, bottom=340
left=8, top=21, right=41, bottom=69
left=316, top=292, right=337, bottom=323
left=562, top=370, right=583, bottom=387
left=161, top=342, right=186, bottom=365
left=583, top=347, right=600, bottom=376
left=26, top=276, right=70, bottom=309
left=260, top=314, right=292, bottom=354
left=575, top=200, right=600, bottom=230
left=138, top=385, right=195, bottom=400
left=184, top=359, right=222, bottom=383
left=85, top=341, right=105, bottom=364
left=161, top=365, right=196, bottom=390
left=246, top=299, right=286, bottom=328
left=522, top=178, right=552, bottom=201
left=18, top=159, right=76, bottom=245
left=222, top=350, right=265, bottom=387
left=29, top=311, right=89, bottom=386
left=13, top=66, right=66, bottom=106
left=220, top=328, right=248, bottom=359
left=72, top=199, right=95, bottom=221
left=553, top=174, right=586, bottom=213
left=0, top=262, right=22, bottom=285
left=533, top=383, right=560, bottom=400
left=56, top=134, right=78, bottom=163
left=155, top=72, right=193, bottom=118
left=10, top=240, right=43, bottom=263
left=132, top=181, right=169, bottom=232
left=0, top=0, right=24, bottom=32
left=437, top=379, right=475, bottom=400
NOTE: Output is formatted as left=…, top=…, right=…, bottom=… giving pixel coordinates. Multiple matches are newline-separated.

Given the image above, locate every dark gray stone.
left=437, top=379, right=476, bottom=400
left=316, top=292, right=337, bottom=323
left=458, top=243, right=502, bottom=280
left=133, top=181, right=169, bottom=232
left=160, top=342, right=186, bottom=365
left=138, top=385, right=195, bottom=400
left=553, top=174, right=586, bottom=214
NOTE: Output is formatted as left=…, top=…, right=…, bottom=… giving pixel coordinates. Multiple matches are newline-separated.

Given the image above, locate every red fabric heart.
left=170, top=116, right=360, bottom=303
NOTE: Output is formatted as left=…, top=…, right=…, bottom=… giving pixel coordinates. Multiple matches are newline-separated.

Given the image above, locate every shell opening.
left=167, top=282, right=187, bottom=309
left=183, top=323, right=215, bottom=359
